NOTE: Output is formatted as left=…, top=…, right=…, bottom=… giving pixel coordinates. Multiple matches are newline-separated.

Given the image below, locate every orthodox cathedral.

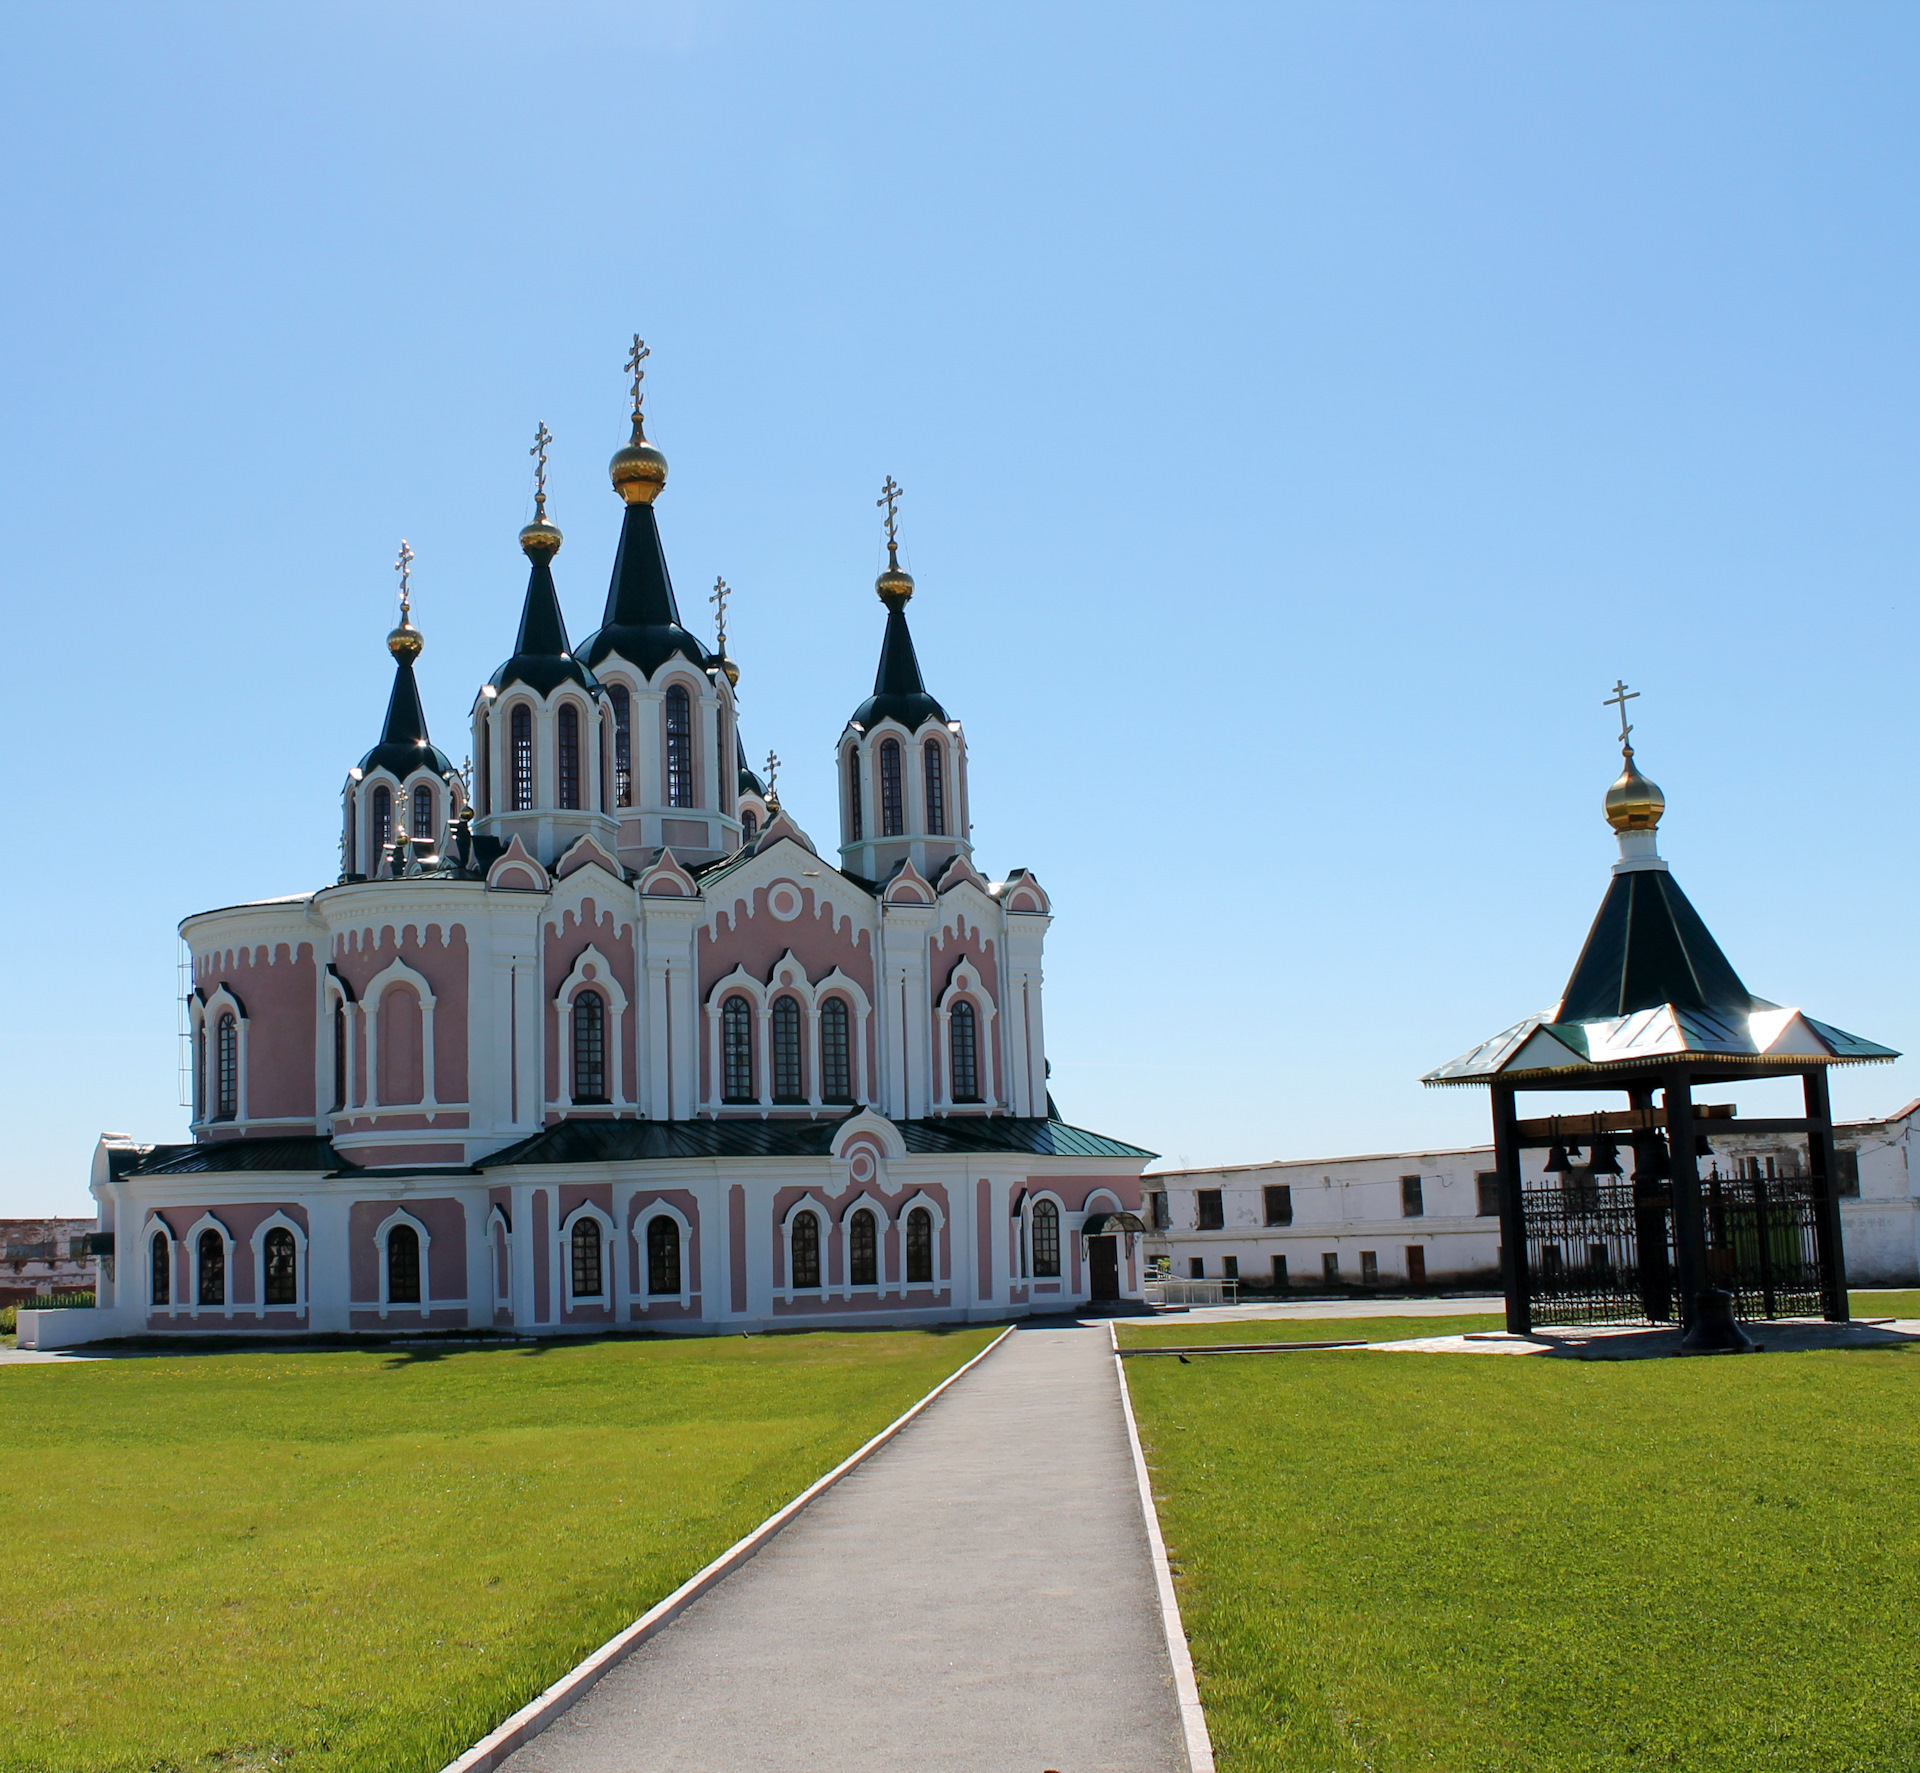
left=80, top=347, right=1152, bottom=1339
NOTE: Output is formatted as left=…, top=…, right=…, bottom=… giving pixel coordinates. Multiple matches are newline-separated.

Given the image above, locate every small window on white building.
left=1321, top=1252, right=1339, bottom=1282
left=1222, top=1255, right=1239, bottom=1280
left=1195, top=1189, right=1223, bottom=1230
left=1271, top=1254, right=1288, bottom=1289
left=1188, top=1257, right=1204, bottom=1280
left=1360, top=1250, right=1378, bottom=1284
left=1476, top=1172, right=1501, bottom=1217
left=1834, top=1149, right=1861, bottom=1198
left=1264, top=1185, right=1292, bottom=1226
left=1400, top=1176, right=1424, bottom=1218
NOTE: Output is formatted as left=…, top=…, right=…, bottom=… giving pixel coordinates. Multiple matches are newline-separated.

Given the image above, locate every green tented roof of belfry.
left=1557, top=868, right=1754, bottom=1021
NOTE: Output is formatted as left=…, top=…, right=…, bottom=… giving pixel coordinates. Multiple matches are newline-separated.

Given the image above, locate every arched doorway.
left=1081, top=1211, right=1147, bottom=1302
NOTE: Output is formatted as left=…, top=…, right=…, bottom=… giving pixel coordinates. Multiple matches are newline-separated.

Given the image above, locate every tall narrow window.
left=371, top=785, right=392, bottom=852
left=741, top=810, right=759, bottom=843
left=150, top=1231, right=170, bottom=1305
left=1031, top=1200, right=1060, bottom=1278
left=665, top=684, right=693, bottom=807
left=879, top=738, right=903, bottom=836
left=331, top=1003, right=347, bottom=1111
left=510, top=704, right=533, bottom=809
left=906, top=1207, right=933, bottom=1284
left=557, top=703, right=581, bottom=808
left=263, top=1228, right=297, bottom=1305
left=722, top=995, right=755, bottom=1102
left=193, top=1025, right=205, bottom=1120
left=847, top=751, right=863, bottom=841
left=412, top=784, right=434, bottom=846
left=849, top=1208, right=877, bottom=1286
left=571, top=1219, right=603, bottom=1298
left=771, top=996, right=803, bottom=1102
left=1400, top=1175, right=1425, bottom=1218
left=923, top=739, right=946, bottom=836
left=387, top=1224, right=421, bottom=1304
left=197, top=1230, right=225, bottom=1306
left=215, top=1012, right=239, bottom=1120
left=790, top=1211, right=821, bottom=1289
left=647, top=1215, right=681, bottom=1294
left=949, top=1000, right=980, bottom=1102
left=820, top=998, right=852, bottom=1103
left=610, top=684, right=632, bottom=806
left=572, top=991, right=607, bottom=1102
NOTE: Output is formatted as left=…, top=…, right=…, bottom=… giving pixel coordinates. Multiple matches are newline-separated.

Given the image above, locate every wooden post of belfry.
left=1491, top=1083, right=1531, bottom=1335
left=1663, top=1069, right=1708, bottom=1333
left=1627, top=1081, right=1672, bottom=1323
left=1804, top=1067, right=1851, bottom=1322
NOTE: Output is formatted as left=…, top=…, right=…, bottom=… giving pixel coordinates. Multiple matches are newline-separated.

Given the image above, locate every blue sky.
left=2, top=3, right=1914, bottom=1212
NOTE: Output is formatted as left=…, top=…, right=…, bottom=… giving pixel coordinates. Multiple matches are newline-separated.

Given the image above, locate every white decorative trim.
left=364, top=955, right=439, bottom=1110
left=777, top=1193, right=833, bottom=1301
left=248, top=1210, right=309, bottom=1313
left=629, top=1198, right=693, bottom=1312
left=373, top=1207, right=432, bottom=1319
left=559, top=1200, right=618, bottom=1314
left=554, top=945, right=630, bottom=1109
left=933, top=959, right=998, bottom=1112
left=181, top=1212, right=236, bottom=1320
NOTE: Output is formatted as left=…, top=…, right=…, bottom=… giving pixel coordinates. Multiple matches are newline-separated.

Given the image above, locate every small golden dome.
left=387, top=619, right=423, bottom=664
left=519, top=518, right=563, bottom=557
left=715, top=653, right=739, bottom=689
left=1605, top=752, right=1665, bottom=832
left=610, top=420, right=668, bottom=505
left=876, top=564, right=914, bottom=609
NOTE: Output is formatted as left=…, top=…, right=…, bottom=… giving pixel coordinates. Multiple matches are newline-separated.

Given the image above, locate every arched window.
left=572, top=991, right=607, bottom=1103
left=510, top=704, right=533, bottom=810
left=771, top=996, right=803, bottom=1102
left=847, top=750, right=863, bottom=842
left=371, top=784, right=392, bottom=853
left=150, top=1230, right=170, bottom=1306
left=923, top=739, right=946, bottom=836
left=849, top=1208, right=877, bottom=1286
left=263, top=1228, right=297, bottom=1305
left=376, top=985, right=424, bottom=1106
left=722, top=995, right=755, bottom=1102
left=412, top=783, right=434, bottom=847
left=790, top=1210, right=821, bottom=1290
left=647, top=1215, right=681, bottom=1295
left=820, top=998, right=852, bottom=1104
left=215, top=1012, right=239, bottom=1120
left=557, top=703, right=581, bottom=809
left=906, top=1206, right=934, bottom=1285
left=665, top=684, right=693, bottom=807
left=331, top=1002, right=347, bottom=1111
left=1032, top=1199, right=1061, bottom=1278
left=386, top=1224, right=421, bottom=1304
left=571, top=1218, right=603, bottom=1298
left=610, top=685, right=632, bottom=807
left=741, top=809, right=759, bottom=844
left=197, top=1230, right=225, bottom=1306
left=193, top=1023, right=205, bottom=1121
left=949, top=1000, right=980, bottom=1103
left=879, top=738, right=903, bottom=836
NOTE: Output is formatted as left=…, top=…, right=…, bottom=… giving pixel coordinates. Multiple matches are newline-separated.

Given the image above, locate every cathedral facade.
left=76, top=365, right=1151, bottom=1341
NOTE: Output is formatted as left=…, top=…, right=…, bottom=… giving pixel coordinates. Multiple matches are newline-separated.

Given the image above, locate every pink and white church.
left=75, top=368, right=1153, bottom=1341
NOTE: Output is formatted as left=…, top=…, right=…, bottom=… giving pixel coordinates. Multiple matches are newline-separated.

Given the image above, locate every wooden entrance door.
left=1089, top=1235, right=1121, bottom=1300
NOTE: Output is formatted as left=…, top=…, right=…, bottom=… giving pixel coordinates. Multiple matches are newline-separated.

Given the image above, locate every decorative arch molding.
left=487, top=835, right=550, bottom=894
left=554, top=943, right=631, bottom=1110
left=934, top=959, right=998, bottom=1112
left=145, top=1215, right=179, bottom=1317
left=363, top=954, right=438, bottom=1110
left=555, top=832, right=623, bottom=881
left=835, top=1191, right=892, bottom=1299
left=830, top=1109, right=908, bottom=1163
left=935, top=853, right=988, bottom=895
left=893, top=1189, right=950, bottom=1293
left=182, top=1211, right=237, bottom=1320
left=777, top=1191, right=835, bottom=1302
left=194, top=984, right=250, bottom=1127
left=629, top=1196, right=694, bottom=1312
left=703, top=960, right=876, bottom=1114
left=1000, top=869, right=1051, bottom=915
left=373, top=1207, right=433, bottom=1317
left=752, top=808, right=818, bottom=856
left=882, top=860, right=935, bottom=906
left=640, top=850, right=697, bottom=896
left=559, top=1199, right=618, bottom=1311
left=488, top=1203, right=513, bottom=1311
left=1022, top=1188, right=1067, bottom=1285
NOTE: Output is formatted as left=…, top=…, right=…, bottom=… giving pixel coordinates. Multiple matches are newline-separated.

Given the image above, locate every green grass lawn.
left=1120, top=1314, right=1506, bottom=1349
left=1128, top=1340, right=1920, bottom=1773
left=1852, top=1288, right=1920, bottom=1318
left=3, top=1328, right=993, bottom=1773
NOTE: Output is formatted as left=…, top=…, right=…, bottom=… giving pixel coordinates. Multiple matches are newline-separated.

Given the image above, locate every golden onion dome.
left=876, top=564, right=915, bottom=609
left=1605, top=751, right=1665, bottom=832
left=519, top=517, right=563, bottom=557
left=610, top=419, right=668, bottom=505
left=715, top=652, right=739, bottom=688
left=387, top=618, right=423, bottom=663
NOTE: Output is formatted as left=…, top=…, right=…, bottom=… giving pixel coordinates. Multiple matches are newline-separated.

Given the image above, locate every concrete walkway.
left=499, top=1323, right=1187, bottom=1773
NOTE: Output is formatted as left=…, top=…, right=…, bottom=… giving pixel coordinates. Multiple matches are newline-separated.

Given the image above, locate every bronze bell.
left=1633, top=1137, right=1671, bottom=1182
left=1694, top=1133, right=1714, bottom=1159
left=1589, top=1136, right=1623, bottom=1176
left=1543, top=1142, right=1573, bottom=1174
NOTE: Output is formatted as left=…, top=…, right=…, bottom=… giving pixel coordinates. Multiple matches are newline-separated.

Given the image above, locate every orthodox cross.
left=529, top=423, right=552, bottom=523
left=394, top=539, right=415, bottom=621
left=709, top=576, right=731, bottom=654
left=764, top=748, right=781, bottom=805
left=877, top=475, right=903, bottom=566
left=627, top=335, right=650, bottom=427
left=1604, top=679, right=1639, bottom=755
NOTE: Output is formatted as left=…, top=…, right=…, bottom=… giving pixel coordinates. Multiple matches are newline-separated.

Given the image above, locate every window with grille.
left=510, top=704, right=533, bottom=809
left=412, top=784, right=434, bottom=846
left=1271, top=1254, right=1288, bottom=1289
left=1031, top=1199, right=1060, bottom=1277
left=949, top=1001, right=980, bottom=1102
left=666, top=684, right=693, bottom=807
left=1475, top=1172, right=1501, bottom=1216
left=557, top=704, right=581, bottom=808
left=722, top=995, right=754, bottom=1102
left=771, top=996, right=804, bottom=1102
left=923, top=739, right=946, bottom=835
left=332, top=1003, right=347, bottom=1111
left=371, top=785, right=392, bottom=852
left=151, top=1232, right=170, bottom=1305
left=264, top=1228, right=297, bottom=1304
left=571, top=1219, right=603, bottom=1297
left=198, top=1230, right=225, bottom=1306
left=849, top=1208, right=877, bottom=1286
left=647, top=1215, right=681, bottom=1294
left=879, top=739, right=903, bottom=835
left=572, top=991, right=607, bottom=1102
left=387, top=1225, right=421, bottom=1303
left=741, top=810, right=758, bottom=843
left=609, top=684, right=632, bottom=806
left=820, top=998, right=852, bottom=1102
left=215, top=1013, right=238, bottom=1120
left=1835, top=1149, right=1861, bottom=1197
left=1264, top=1184, right=1292, bottom=1226
left=790, top=1211, right=821, bottom=1289
left=847, top=751, right=862, bottom=840
left=906, top=1206, right=933, bottom=1283
left=1195, top=1188, right=1223, bottom=1230
left=1400, top=1175, right=1425, bottom=1218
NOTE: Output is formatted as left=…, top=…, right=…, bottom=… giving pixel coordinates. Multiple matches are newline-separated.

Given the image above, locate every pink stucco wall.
left=543, top=898, right=638, bottom=1104
left=193, top=941, right=319, bottom=1124
left=331, top=921, right=470, bottom=1106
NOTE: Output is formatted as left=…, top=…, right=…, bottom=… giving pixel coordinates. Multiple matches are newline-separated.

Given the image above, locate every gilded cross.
left=877, top=476, right=903, bottom=565
left=764, top=749, right=780, bottom=801
left=1604, top=679, right=1639, bottom=753
left=394, top=539, right=415, bottom=621
left=530, top=423, right=552, bottom=523
left=627, top=335, right=650, bottom=425
left=710, top=576, right=731, bottom=653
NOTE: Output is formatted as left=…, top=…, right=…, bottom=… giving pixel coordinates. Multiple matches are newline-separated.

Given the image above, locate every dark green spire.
left=491, top=547, right=595, bottom=696
left=359, top=656, right=454, bottom=777
left=1558, top=871, right=1755, bottom=1020
left=852, top=604, right=947, bottom=731
left=575, top=501, right=709, bottom=676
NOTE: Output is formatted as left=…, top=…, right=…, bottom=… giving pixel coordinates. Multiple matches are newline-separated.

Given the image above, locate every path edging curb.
left=437, top=1324, right=1016, bottom=1773
left=1111, top=1320, right=1218, bottom=1773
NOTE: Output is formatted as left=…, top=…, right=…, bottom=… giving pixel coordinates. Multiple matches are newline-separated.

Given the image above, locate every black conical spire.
left=851, top=603, right=947, bottom=730
left=1557, top=870, right=1755, bottom=1021
left=575, top=501, right=709, bottom=676
left=359, top=654, right=455, bottom=777
left=490, top=546, right=596, bottom=696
